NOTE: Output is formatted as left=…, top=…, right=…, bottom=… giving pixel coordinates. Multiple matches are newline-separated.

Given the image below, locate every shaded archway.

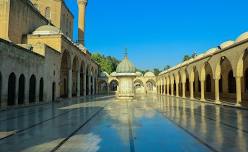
left=242, top=50, right=248, bottom=104
left=146, top=79, right=156, bottom=94
left=8, top=73, right=16, bottom=106
left=228, top=71, right=236, bottom=93
left=80, top=61, right=85, bottom=96
left=182, top=69, right=190, bottom=98
left=52, top=82, right=56, bottom=101
left=0, top=72, right=2, bottom=106
left=204, top=62, right=215, bottom=100
left=109, top=80, right=118, bottom=92
left=90, top=68, right=94, bottom=95
left=18, top=74, right=25, bottom=105
left=29, top=75, right=36, bottom=103
left=60, top=51, right=70, bottom=97
left=206, top=74, right=211, bottom=92
left=134, top=79, right=144, bottom=94
left=193, top=67, right=200, bottom=99
left=39, top=78, right=44, bottom=102
left=86, top=65, right=90, bottom=95
left=98, top=80, right=108, bottom=94
left=220, top=56, right=235, bottom=102
left=72, top=56, right=79, bottom=97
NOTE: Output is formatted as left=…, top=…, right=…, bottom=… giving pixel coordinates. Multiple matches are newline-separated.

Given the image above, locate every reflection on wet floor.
left=0, top=95, right=247, bottom=152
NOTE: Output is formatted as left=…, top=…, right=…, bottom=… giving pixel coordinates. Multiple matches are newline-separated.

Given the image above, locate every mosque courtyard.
left=0, top=95, right=247, bottom=152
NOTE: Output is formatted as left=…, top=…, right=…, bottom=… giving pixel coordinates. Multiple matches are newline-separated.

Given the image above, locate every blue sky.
left=65, top=0, right=248, bottom=70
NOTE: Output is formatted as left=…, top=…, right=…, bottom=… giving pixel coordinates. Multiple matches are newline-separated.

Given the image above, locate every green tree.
left=91, top=52, right=120, bottom=74
left=164, top=65, right=171, bottom=70
left=183, top=55, right=191, bottom=61
left=153, top=68, right=160, bottom=76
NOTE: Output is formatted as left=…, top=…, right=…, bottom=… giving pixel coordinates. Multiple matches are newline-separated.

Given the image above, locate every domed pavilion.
left=115, top=54, right=137, bottom=99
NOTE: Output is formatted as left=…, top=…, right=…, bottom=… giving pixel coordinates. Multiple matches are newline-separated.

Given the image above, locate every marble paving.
left=0, top=95, right=247, bottom=152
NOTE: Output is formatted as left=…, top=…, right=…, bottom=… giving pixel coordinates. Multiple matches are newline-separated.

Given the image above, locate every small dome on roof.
left=116, top=56, right=136, bottom=73
left=144, top=72, right=155, bottom=77
left=110, top=72, right=117, bottom=76
left=33, top=25, right=61, bottom=35
left=205, top=48, right=219, bottom=55
left=100, top=72, right=109, bottom=77
left=236, top=32, right=248, bottom=42
left=219, top=41, right=234, bottom=49
left=136, top=71, right=143, bottom=76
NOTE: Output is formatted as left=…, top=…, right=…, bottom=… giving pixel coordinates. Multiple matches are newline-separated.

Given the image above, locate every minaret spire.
left=77, top=0, right=88, bottom=45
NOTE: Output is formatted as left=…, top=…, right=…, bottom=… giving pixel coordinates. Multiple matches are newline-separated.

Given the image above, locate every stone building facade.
left=0, top=0, right=99, bottom=108
left=157, top=32, right=248, bottom=107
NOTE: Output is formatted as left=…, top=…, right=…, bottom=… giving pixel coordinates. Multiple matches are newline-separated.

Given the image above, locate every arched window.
left=206, top=74, right=211, bottom=92
left=228, top=71, right=236, bottom=93
left=45, top=7, right=51, bottom=19
left=29, top=75, right=36, bottom=103
left=18, top=74, right=25, bottom=105
left=8, top=73, right=16, bottom=106
left=39, top=78, right=44, bottom=102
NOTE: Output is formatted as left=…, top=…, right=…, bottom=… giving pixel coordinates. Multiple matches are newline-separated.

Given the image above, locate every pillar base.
left=235, top=103, right=241, bottom=107
left=215, top=100, right=221, bottom=105
left=200, top=98, right=205, bottom=102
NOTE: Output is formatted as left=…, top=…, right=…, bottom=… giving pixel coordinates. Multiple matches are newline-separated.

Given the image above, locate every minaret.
left=77, top=0, right=87, bottom=45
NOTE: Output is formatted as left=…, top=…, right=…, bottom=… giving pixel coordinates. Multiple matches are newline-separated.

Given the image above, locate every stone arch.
left=241, top=49, right=248, bottom=104
left=8, top=72, right=16, bottom=106
left=18, top=74, right=25, bottom=105
left=109, top=79, right=119, bottom=92
left=220, top=56, right=236, bottom=102
left=80, top=60, right=85, bottom=96
left=60, top=50, right=71, bottom=97
left=29, top=75, right=36, bottom=103
left=192, top=66, right=201, bottom=98
left=86, top=65, right=90, bottom=95
left=98, top=80, right=108, bottom=94
left=39, top=78, right=44, bottom=102
left=72, top=56, right=79, bottom=96
left=170, top=74, right=175, bottom=95
left=90, top=67, right=94, bottom=95
left=146, top=79, right=156, bottom=93
left=204, top=62, right=215, bottom=100
left=134, top=79, right=145, bottom=94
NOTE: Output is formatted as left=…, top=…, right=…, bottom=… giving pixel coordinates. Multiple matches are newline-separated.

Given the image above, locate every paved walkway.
left=0, top=95, right=247, bottom=152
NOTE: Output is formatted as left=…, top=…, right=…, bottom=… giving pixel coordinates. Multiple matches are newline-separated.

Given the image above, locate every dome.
left=136, top=71, right=143, bottom=76
left=219, top=41, right=234, bottom=49
left=144, top=72, right=155, bottom=77
left=205, top=47, right=219, bottom=55
left=33, top=25, right=61, bottom=35
left=116, top=56, right=136, bottom=73
left=110, top=72, right=117, bottom=76
left=100, top=71, right=109, bottom=77
left=236, top=32, right=248, bottom=42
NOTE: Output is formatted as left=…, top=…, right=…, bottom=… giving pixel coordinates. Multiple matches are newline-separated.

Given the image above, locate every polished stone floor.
left=0, top=95, right=247, bottom=152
